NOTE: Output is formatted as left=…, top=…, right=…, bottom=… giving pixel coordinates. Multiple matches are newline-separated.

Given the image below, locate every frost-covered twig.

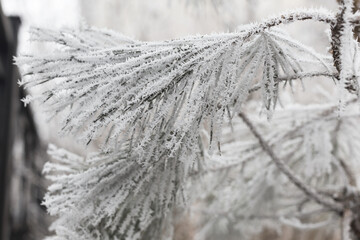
left=240, top=9, right=335, bottom=41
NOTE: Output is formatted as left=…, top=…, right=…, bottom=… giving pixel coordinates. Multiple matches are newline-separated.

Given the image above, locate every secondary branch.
left=238, top=112, right=343, bottom=213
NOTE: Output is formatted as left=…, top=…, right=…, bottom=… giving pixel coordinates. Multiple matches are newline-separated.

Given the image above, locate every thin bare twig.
left=202, top=208, right=329, bottom=221
left=238, top=112, right=343, bottom=213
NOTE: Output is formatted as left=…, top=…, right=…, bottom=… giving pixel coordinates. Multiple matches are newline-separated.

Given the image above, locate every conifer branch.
left=15, top=2, right=360, bottom=239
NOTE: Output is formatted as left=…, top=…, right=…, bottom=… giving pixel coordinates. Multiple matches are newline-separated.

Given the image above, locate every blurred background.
left=0, top=0, right=345, bottom=239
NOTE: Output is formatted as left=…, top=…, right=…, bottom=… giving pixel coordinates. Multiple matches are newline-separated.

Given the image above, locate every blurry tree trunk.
left=0, top=2, right=20, bottom=240
left=349, top=1, right=360, bottom=237
left=333, top=1, right=360, bottom=237
left=0, top=2, right=50, bottom=239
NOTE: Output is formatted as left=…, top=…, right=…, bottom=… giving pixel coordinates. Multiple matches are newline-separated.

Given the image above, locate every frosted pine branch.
left=15, top=5, right=360, bottom=240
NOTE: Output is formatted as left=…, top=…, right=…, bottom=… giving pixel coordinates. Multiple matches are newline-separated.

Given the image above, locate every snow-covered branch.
left=15, top=3, right=360, bottom=240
